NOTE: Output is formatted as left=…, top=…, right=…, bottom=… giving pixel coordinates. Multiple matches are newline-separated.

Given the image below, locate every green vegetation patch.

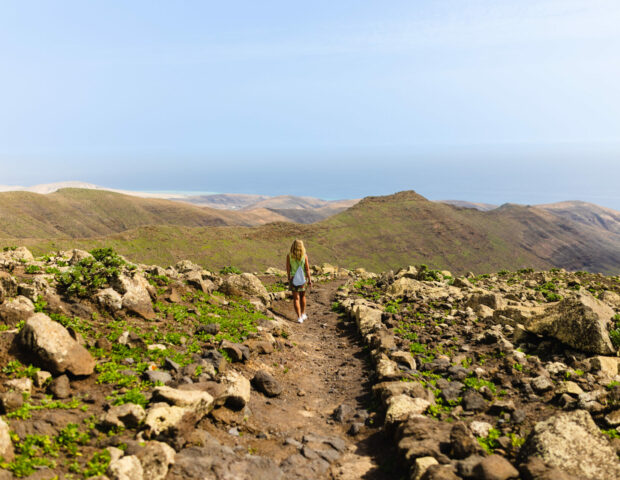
left=56, top=247, right=133, bottom=298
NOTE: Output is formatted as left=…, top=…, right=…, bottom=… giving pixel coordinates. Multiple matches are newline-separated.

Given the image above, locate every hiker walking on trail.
left=286, top=239, right=312, bottom=324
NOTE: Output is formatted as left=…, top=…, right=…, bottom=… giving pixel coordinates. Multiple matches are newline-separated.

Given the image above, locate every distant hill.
left=439, top=200, right=498, bottom=211
left=177, top=194, right=359, bottom=222
left=6, top=190, right=619, bottom=275
left=0, top=188, right=293, bottom=238
left=537, top=201, right=620, bottom=236
left=0, top=182, right=357, bottom=225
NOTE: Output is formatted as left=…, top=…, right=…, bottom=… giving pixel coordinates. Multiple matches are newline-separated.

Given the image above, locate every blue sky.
left=1, top=1, right=619, bottom=207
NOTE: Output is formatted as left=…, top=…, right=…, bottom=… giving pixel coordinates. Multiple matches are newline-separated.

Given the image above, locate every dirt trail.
left=205, top=279, right=405, bottom=479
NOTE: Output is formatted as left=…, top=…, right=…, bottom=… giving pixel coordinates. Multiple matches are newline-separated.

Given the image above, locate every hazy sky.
left=1, top=1, right=619, bottom=207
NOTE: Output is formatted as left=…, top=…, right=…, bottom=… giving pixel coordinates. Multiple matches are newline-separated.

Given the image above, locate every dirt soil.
left=204, top=279, right=406, bottom=479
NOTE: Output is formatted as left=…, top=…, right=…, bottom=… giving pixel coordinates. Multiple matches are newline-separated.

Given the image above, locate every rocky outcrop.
left=114, top=274, right=156, bottom=320
left=0, top=295, right=35, bottom=324
left=521, top=410, right=620, bottom=480
left=219, top=273, right=269, bottom=302
left=526, top=292, right=616, bottom=354
left=16, top=313, right=95, bottom=375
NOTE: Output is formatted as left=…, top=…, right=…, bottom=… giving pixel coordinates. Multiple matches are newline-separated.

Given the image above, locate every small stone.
left=604, top=409, right=620, bottom=427
left=462, top=390, right=486, bottom=411
left=5, top=377, right=32, bottom=395
left=0, top=391, right=23, bottom=413
left=413, top=456, right=439, bottom=480
left=108, top=454, right=144, bottom=480
left=556, top=381, right=584, bottom=396
left=48, top=374, right=71, bottom=399
left=196, top=323, right=219, bottom=335
left=531, top=376, right=554, bottom=394
left=470, top=421, right=493, bottom=438
left=33, top=370, right=52, bottom=387
left=473, top=455, right=519, bottom=480
left=450, top=423, right=480, bottom=459
left=332, top=404, right=354, bottom=423
left=142, top=370, right=173, bottom=385
left=347, top=422, right=363, bottom=436
left=101, top=403, right=146, bottom=429
left=251, top=371, right=282, bottom=397
left=220, top=340, right=246, bottom=362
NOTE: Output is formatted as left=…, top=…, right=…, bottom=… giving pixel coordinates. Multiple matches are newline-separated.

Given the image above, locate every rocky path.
left=208, top=279, right=406, bottom=479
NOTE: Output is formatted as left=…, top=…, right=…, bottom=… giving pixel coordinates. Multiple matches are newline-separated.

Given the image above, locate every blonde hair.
left=289, top=239, right=306, bottom=262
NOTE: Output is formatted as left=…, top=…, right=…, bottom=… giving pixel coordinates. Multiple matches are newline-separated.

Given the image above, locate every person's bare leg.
left=293, top=291, right=301, bottom=319
left=300, top=291, right=306, bottom=316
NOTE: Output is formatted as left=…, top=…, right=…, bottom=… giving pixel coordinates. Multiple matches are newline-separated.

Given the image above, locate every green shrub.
left=56, top=247, right=126, bottom=297
left=24, top=265, right=40, bottom=274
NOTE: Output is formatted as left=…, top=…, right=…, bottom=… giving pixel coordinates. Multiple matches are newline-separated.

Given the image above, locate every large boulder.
left=16, top=313, right=95, bottom=375
left=386, top=277, right=420, bottom=297
left=525, top=292, right=616, bottom=354
left=0, top=295, right=35, bottom=324
left=135, top=441, right=176, bottom=480
left=385, top=395, right=430, bottom=424
left=467, top=292, right=507, bottom=310
left=96, top=288, right=123, bottom=312
left=219, top=370, right=251, bottom=409
left=151, top=386, right=214, bottom=418
left=144, top=403, right=189, bottom=437
left=521, top=410, right=620, bottom=480
left=219, top=273, right=268, bottom=301
left=115, top=275, right=156, bottom=320
left=0, top=418, right=14, bottom=462
left=108, top=455, right=144, bottom=480
left=183, top=271, right=215, bottom=294
left=8, top=247, right=34, bottom=262
left=0, top=271, right=18, bottom=302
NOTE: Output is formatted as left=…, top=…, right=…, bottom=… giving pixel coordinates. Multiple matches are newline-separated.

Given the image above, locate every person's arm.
left=286, top=254, right=291, bottom=283
left=304, top=255, right=312, bottom=286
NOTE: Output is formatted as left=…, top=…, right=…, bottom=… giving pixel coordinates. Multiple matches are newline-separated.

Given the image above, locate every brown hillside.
left=7, top=190, right=619, bottom=275
left=0, top=188, right=292, bottom=238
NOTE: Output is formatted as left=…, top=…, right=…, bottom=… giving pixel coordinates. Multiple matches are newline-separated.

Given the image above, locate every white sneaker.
left=301, top=313, right=308, bottom=321
left=297, top=317, right=304, bottom=324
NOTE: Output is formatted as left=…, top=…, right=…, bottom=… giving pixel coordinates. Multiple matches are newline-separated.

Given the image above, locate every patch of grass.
left=7, top=396, right=85, bottom=420
left=82, top=449, right=111, bottom=478
left=409, top=342, right=426, bottom=354
left=109, top=388, right=149, bottom=409
left=478, top=428, right=501, bottom=454
left=2, top=360, right=40, bottom=380
left=33, top=296, right=47, bottom=313
left=266, top=280, right=287, bottom=293
left=353, top=278, right=377, bottom=289
left=147, top=273, right=170, bottom=287
left=50, top=312, right=92, bottom=337
left=331, top=301, right=342, bottom=312
left=463, top=376, right=497, bottom=394
left=384, top=299, right=402, bottom=314
left=24, top=265, right=40, bottom=274
left=601, top=428, right=620, bottom=439
left=1, top=433, right=58, bottom=477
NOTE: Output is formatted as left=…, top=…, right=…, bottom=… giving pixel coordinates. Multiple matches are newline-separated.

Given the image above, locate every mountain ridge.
left=3, top=189, right=618, bottom=275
